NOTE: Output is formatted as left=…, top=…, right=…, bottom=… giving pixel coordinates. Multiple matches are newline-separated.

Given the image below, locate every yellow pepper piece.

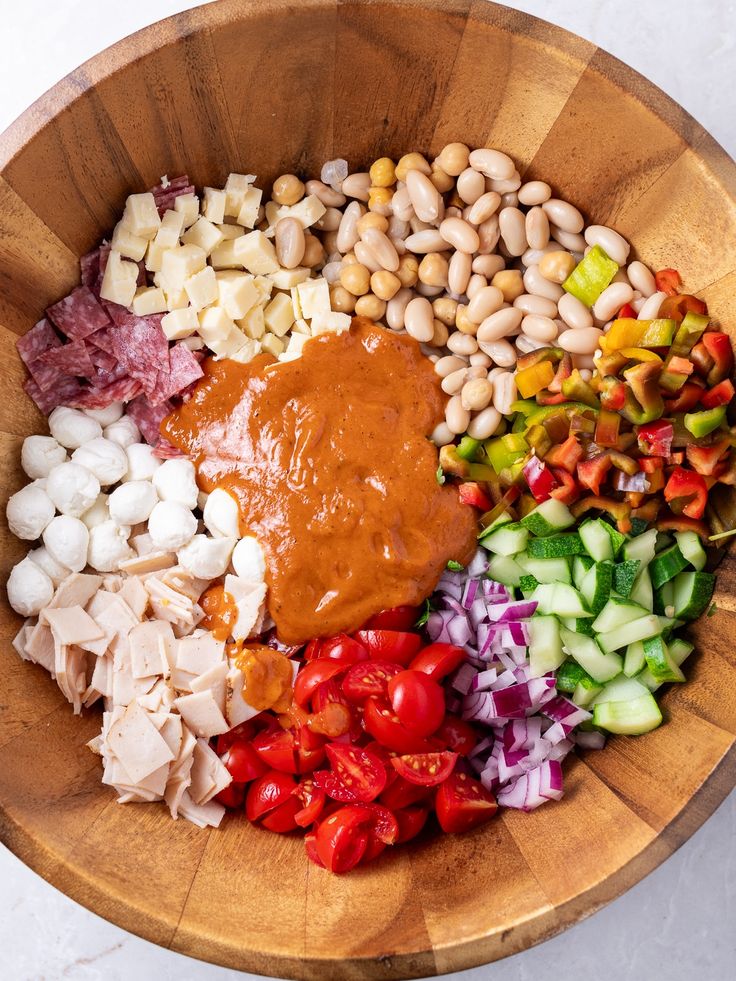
left=515, top=359, right=555, bottom=398
left=601, top=318, right=645, bottom=352
left=619, top=347, right=663, bottom=362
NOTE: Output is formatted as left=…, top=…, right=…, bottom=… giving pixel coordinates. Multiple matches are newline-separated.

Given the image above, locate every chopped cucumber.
left=579, top=518, right=615, bottom=561
left=477, top=510, right=513, bottom=541
left=531, top=583, right=592, bottom=617
left=527, top=532, right=585, bottom=558
left=573, top=681, right=604, bottom=707
left=654, top=579, right=675, bottom=616
left=643, top=636, right=685, bottom=683
left=592, top=675, right=649, bottom=705
left=629, top=567, right=654, bottom=611
left=623, top=528, right=658, bottom=567
left=592, top=597, right=649, bottom=633
left=602, top=521, right=626, bottom=558
left=672, top=570, right=716, bottom=620
left=597, top=614, right=662, bottom=653
left=521, top=556, right=572, bottom=584
left=624, top=640, right=646, bottom=677
left=650, top=544, right=689, bottom=589
left=593, top=693, right=663, bottom=734
left=487, top=553, right=525, bottom=587
left=669, top=637, right=694, bottom=667
left=480, top=522, right=529, bottom=556
left=520, top=498, right=575, bottom=537
left=574, top=617, right=596, bottom=637
left=519, top=574, right=539, bottom=593
left=674, top=530, right=707, bottom=571
left=573, top=554, right=595, bottom=589
left=529, top=616, right=565, bottom=677
left=629, top=517, right=650, bottom=537
left=556, top=659, right=596, bottom=693
left=579, top=560, right=613, bottom=615
left=613, top=559, right=641, bottom=598
left=560, top=627, right=623, bottom=683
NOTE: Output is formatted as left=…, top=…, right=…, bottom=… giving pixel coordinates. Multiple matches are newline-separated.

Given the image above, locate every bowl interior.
left=0, top=1, right=735, bottom=978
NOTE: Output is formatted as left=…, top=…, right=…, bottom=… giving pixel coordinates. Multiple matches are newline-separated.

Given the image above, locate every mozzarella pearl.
left=104, top=415, right=141, bottom=449
left=28, top=546, right=70, bottom=587
left=152, top=458, right=198, bottom=509
left=87, top=520, right=134, bottom=572
left=108, top=481, right=158, bottom=526
left=46, top=462, right=100, bottom=518
left=6, top=484, right=55, bottom=540
left=71, top=438, right=128, bottom=486
left=123, top=443, right=161, bottom=482
left=203, top=488, right=240, bottom=539
left=231, top=536, right=267, bottom=581
left=7, top=557, right=54, bottom=616
left=42, top=515, right=89, bottom=572
left=177, top=535, right=236, bottom=579
left=81, top=494, right=110, bottom=530
left=83, top=401, right=124, bottom=427
left=20, top=435, right=68, bottom=479
left=148, top=501, right=197, bottom=551
left=48, top=406, right=102, bottom=449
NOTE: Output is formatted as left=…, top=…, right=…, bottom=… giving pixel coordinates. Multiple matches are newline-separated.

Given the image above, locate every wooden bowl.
left=1, top=1, right=735, bottom=976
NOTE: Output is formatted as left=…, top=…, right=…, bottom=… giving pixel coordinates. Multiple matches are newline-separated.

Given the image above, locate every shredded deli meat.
left=163, top=318, right=477, bottom=643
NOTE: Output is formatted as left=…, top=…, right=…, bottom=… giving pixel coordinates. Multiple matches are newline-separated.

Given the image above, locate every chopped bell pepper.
left=685, top=438, right=731, bottom=476
left=456, top=435, right=482, bottom=461
left=637, top=419, right=674, bottom=457
left=509, top=399, right=539, bottom=417
left=561, top=369, right=600, bottom=408
left=577, top=454, right=612, bottom=495
left=700, top=379, right=735, bottom=409
left=570, top=412, right=596, bottom=436
left=632, top=498, right=661, bottom=522
left=544, top=434, right=583, bottom=473
left=543, top=411, right=572, bottom=445
left=526, top=423, right=552, bottom=457
left=684, top=405, right=727, bottom=438
left=547, top=352, right=573, bottom=394
left=458, top=482, right=493, bottom=510
left=689, top=341, right=714, bottom=378
left=667, top=356, right=694, bottom=376
left=535, top=389, right=567, bottom=406
left=571, top=495, right=632, bottom=533
left=638, top=456, right=664, bottom=473
left=467, top=463, right=498, bottom=482
left=664, top=467, right=708, bottom=519
left=654, top=268, right=682, bottom=295
left=479, top=485, right=521, bottom=528
left=522, top=454, right=559, bottom=503
left=664, top=381, right=704, bottom=414
left=645, top=468, right=665, bottom=493
left=659, top=294, right=707, bottom=322
left=618, top=302, right=638, bottom=319
left=499, top=457, right=529, bottom=487
left=549, top=467, right=579, bottom=504
left=439, top=444, right=470, bottom=478
left=619, top=347, right=663, bottom=363
left=595, top=409, right=621, bottom=447
left=607, top=450, right=639, bottom=475
left=701, top=332, right=734, bottom=385
left=656, top=512, right=710, bottom=540
left=602, top=318, right=677, bottom=352
left=516, top=347, right=563, bottom=372
left=596, top=352, right=630, bottom=377
left=599, top=376, right=626, bottom=410
left=485, top=433, right=529, bottom=474
left=563, top=244, right=618, bottom=307
left=516, top=359, right=555, bottom=399
left=526, top=402, right=599, bottom=428
left=621, top=361, right=664, bottom=424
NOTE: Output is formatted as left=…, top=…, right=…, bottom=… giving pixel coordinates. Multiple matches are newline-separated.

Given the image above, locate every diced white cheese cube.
left=164, top=286, right=190, bottom=311
left=280, top=332, right=310, bottom=361
left=161, top=244, right=207, bottom=293
left=228, top=338, right=262, bottom=364
left=237, top=304, right=266, bottom=340
left=310, top=311, right=352, bottom=335
left=216, top=271, right=259, bottom=320
left=281, top=194, right=327, bottom=230
left=181, top=217, right=224, bottom=256
left=132, top=286, right=167, bottom=316
left=161, top=307, right=199, bottom=340
left=122, top=192, right=161, bottom=239
left=202, top=187, right=227, bottom=225
left=296, top=277, right=331, bottom=319
left=290, top=285, right=302, bottom=319
left=253, top=276, right=274, bottom=304
left=198, top=306, right=235, bottom=345
left=99, top=250, right=138, bottom=307
left=144, top=239, right=167, bottom=273
left=174, top=192, right=200, bottom=228
left=224, top=173, right=257, bottom=217
left=264, top=292, right=295, bottom=337
left=154, top=209, right=185, bottom=251
left=264, top=201, right=280, bottom=228
left=233, top=231, right=279, bottom=275
left=216, top=223, right=246, bottom=241
left=291, top=317, right=311, bottom=335
left=209, top=240, right=244, bottom=270
left=236, top=187, right=263, bottom=229
left=111, top=222, right=148, bottom=262
left=208, top=326, right=252, bottom=360
left=268, top=266, right=311, bottom=290
left=261, top=333, right=285, bottom=357
left=184, top=265, right=219, bottom=312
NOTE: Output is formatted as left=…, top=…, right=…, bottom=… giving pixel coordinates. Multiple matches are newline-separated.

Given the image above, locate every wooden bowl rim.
left=0, top=1, right=735, bottom=977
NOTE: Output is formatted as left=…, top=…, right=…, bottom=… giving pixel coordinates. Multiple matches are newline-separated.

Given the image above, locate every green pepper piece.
left=621, top=362, right=664, bottom=424
left=438, top=444, right=470, bottom=478
left=456, top=435, right=482, bottom=461
left=638, top=318, right=678, bottom=347
left=684, top=405, right=728, bottom=438
left=562, top=245, right=619, bottom=307
left=526, top=423, right=552, bottom=456
left=485, top=433, right=529, bottom=474
left=671, top=311, right=709, bottom=355
left=509, top=399, right=539, bottom=417
left=525, top=402, right=599, bottom=427
left=560, top=369, right=601, bottom=408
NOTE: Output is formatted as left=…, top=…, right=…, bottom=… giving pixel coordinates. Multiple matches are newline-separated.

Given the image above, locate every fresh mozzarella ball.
left=203, top=488, right=240, bottom=538
left=21, top=435, right=68, bottom=479
left=48, top=406, right=102, bottom=449
left=152, top=458, right=198, bottom=509
left=148, top=501, right=197, bottom=551
left=28, top=546, right=69, bottom=587
left=71, top=438, right=128, bottom=486
left=6, top=484, right=55, bottom=540
left=82, top=494, right=109, bottom=530
left=42, top=515, right=89, bottom=572
left=231, top=536, right=267, bottom=581
left=87, top=520, right=134, bottom=572
left=83, top=401, right=124, bottom=427
left=7, top=557, right=53, bottom=616
left=177, top=535, right=236, bottom=579
left=46, top=462, right=100, bottom=518
left=104, top=415, right=141, bottom=449
left=124, top=443, right=161, bottom=482
left=108, top=481, right=158, bottom=526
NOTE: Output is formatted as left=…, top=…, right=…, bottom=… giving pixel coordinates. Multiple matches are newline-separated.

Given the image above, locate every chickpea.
left=341, top=251, right=358, bottom=266
left=438, top=142, right=470, bottom=177
left=432, top=296, right=458, bottom=326
left=430, top=163, right=455, bottom=194
left=302, top=234, right=324, bottom=267
left=418, top=252, right=449, bottom=288
left=355, top=293, right=387, bottom=319
left=357, top=212, right=389, bottom=235
left=340, top=262, right=371, bottom=296
left=491, top=269, right=525, bottom=302
left=368, top=186, right=393, bottom=215
left=271, top=174, right=304, bottom=206
left=369, top=157, right=396, bottom=188
left=371, top=270, right=402, bottom=301
left=455, top=304, right=478, bottom=335
left=395, top=152, right=431, bottom=182
left=330, top=284, right=357, bottom=313
left=539, top=250, right=576, bottom=284
left=431, top=318, right=450, bottom=347
left=396, top=254, right=419, bottom=288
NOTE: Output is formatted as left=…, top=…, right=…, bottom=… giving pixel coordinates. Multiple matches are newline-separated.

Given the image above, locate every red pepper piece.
left=618, top=302, right=638, bottom=319
left=658, top=293, right=708, bottom=321
left=664, top=381, right=704, bottom=414
left=458, top=481, right=493, bottom=510
left=701, top=332, right=734, bottom=385
left=668, top=451, right=685, bottom=466
left=655, top=268, right=682, bottom=296
left=599, top=377, right=626, bottom=411
left=549, top=467, right=579, bottom=504
left=685, top=438, right=731, bottom=476
left=594, top=410, right=621, bottom=448
left=656, top=512, right=710, bottom=540
left=664, top=466, right=708, bottom=519
left=636, top=419, right=674, bottom=457
left=667, top=356, right=694, bottom=376
left=544, top=434, right=583, bottom=474
left=522, top=455, right=559, bottom=502
left=700, top=379, right=735, bottom=409
left=638, top=457, right=664, bottom=473
left=576, top=455, right=612, bottom=495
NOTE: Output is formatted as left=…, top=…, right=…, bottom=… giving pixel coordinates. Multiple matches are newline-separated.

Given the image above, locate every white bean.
left=468, top=148, right=515, bottom=181
left=467, top=191, right=501, bottom=226
left=404, top=230, right=449, bottom=253
left=469, top=352, right=492, bottom=367
left=360, top=227, right=400, bottom=271
left=388, top=215, right=409, bottom=240
left=518, top=180, right=552, bottom=206
left=391, top=186, right=414, bottom=222
left=477, top=215, right=501, bottom=254
left=467, top=406, right=501, bottom=440
left=627, top=261, right=657, bottom=297
left=440, top=217, right=480, bottom=254
left=558, top=327, right=604, bottom=354
left=447, top=332, right=478, bottom=355
left=492, top=372, right=517, bottom=415
left=354, top=241, right=382, bottom=273
left=468, top=286, right=505, bottom=323
left=386, top=288, right=413, bottom=330
left=522, top=243, right=558, bottom=267
left=275, top=217, right=305, bottom=269
left=456, top=167, right=486, bottom=205
left=593, top=282, right=634, bottom=322
left=461, top=377, right=494, bottom=411
left=477, top=307, right=523, bottom=342
left=480, top=338, right=516, bottom=367
left=431, top=422, right=455, bottom=446
left=523, top=265, right=564, bottom=301
left=489, top=172, right=521, bottom=194
left=550, top=226, right=587, bottom=252
left=637, top=290, right=666, bottom=320
left=434, top=354, right=467, bottom=378
left=448, top=251, right=472, bottom=294
left=406, top=170, right=442, bottom=223
left=336, top=200, right=363, bottom=253
left=558, top=292, right=594, bottom=329
left=516, top=334, right=542, bottom=354
left=465, top=275, right=486, bottom=301
left=542, top=198, right=584, bottom=233
left=441, top=367, right=468, bottom=395
left=316, top=206, right=343, bottom=231
left=584, top=225, right=630, bottom=266
left=522, top=314, right=558, bottom=342
left=500, top=192, right=519, bottom=208
left=342, top=172, right=371, bottom=201
left=445, top=395, right=470, bottom=435
left=472, top=254, right=505, bottom=278
left=525, top=206, right=550, bottom=251
left=498, top=207, right=527, bottom=256
left=417, top=282, right=444, bottom=298
left=513, top=294, right=558, bottom=319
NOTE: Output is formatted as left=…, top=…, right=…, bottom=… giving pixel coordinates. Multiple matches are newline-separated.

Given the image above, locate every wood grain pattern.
left=0, top=1, right=734, bottom=977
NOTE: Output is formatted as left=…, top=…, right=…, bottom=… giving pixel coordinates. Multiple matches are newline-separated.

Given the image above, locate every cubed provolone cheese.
left=184, top=265, right=219, bottom=312
left=237, top=305, right=266, bottom=340
left=161, top=307, right=199, bottom=340
left=132, top=286, right=168, bottom=316
left=264, top=292, right=296, bottom=337
left=209, top=240, right=244, bottom=270
left=229, top=338, right=262, bottom=364
left=236, top=187, right=263, bottom=229
left=111, top=222, right=148, bottom=262
left=99, top=250, right=138, bottom=307
left=233, top=231, right=279, bottom=275
left=296, top=277, right=331, bottom=319
left=160, top=244, right=207, bottom=293
left=198, top=306, right=236, bottom=344
left=122, top=192, right=161, bottom=239
left=202, top=187, right=227, bottom=225
left=174, top=192, right=200, bottom=228
left=261, top=333, right=285, bottom=357
left=182, top=216, right=224, bottom=255
left=224, top=173, right=256, bottom=217
left=216, top=271, right=259, bottom=319
left=268, top=266, right=311, bottom=290
left=311, top=311, right=352, bottom=335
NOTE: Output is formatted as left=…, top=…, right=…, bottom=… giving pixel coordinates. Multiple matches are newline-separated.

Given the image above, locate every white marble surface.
left=0, top=0, right=734, bottom=978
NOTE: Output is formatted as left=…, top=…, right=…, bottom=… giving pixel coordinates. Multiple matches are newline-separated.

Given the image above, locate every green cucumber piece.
left=560, top=627, right=623, bottom=683
left=643, top=636, right=685, bottom=683
left=629, top=567, right=654, bottom=612
left=520, top=498, right=575, bottom=537
left=623, top=528, right=658, bottom=566
left=592, top=675, right=649, bottom=706
left=480, top=522, right=529, bottom=556
left=580, top=561, right=614, bottom=616
left=654, top=579, right=675, bottom=616
left=477, top=510, right=514, bottom=541
left=650, top=544, right=689, bottom=589
left=573, top=681, right=604, bottom=707
left=519, top=574, right=540, bottom=593
left=593, top=693, right=663, bottom=734
left=602, top=521, right=626, bottom=557
left=624, top=640, right=646, bottom=677
left=672, top=571, right=716, bottom=620
left=674, top=531, right=707, bottom=571
left=628, top=517, right=650, bottom=537
left=560, top=617, right=596, bottom=637
left=529, top=616, right=565, bottom=678
left=591, top=597, right=648, bottom=633
left=521, top=556, right=572, bottom=584
left=531, top=583, right=592, bottom=617
left=487, top=554, right=525, bottom=587
left=613, top=559, right=641, bottom=598
left=527, top=532, right=585, bottom=558
left=573, top=554, right=595, bottom=590
left=669, top=637, right=695, bottom=667
left=556, top=659, right=596, bottom=693
left=597, top=614, right=662, bottom=653
left=579, top=518, right=614, bottom=561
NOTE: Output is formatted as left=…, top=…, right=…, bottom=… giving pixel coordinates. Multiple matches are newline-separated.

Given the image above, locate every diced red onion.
left=471, top=668, right=498, bottom=692
left=542, top=695, right=592, bottom=728
left=450, top=662, right=477, bottom=695
left=461, top=577, right=480, bottom=609
left=467, top=549, right=490, bottom=578
left=448, top=615, right=472, bottom=646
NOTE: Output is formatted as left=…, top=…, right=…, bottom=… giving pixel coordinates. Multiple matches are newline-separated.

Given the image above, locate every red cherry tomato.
left=214, top=782, right=245, bottom=809
left=324, top=743, right=387, bottom=802
left=391, top=751, right=457, bottom=787
left=252, top=726, right=325, bottom=774
left=320, top=634, right=369, bottom=664
left=308, top=701, right=352, bottom=738
left=311, top=679, right=350, bottom=714
left=293, top=659, right=349, bottom=708
left=292, top=777, right=326, bottom=828
left=361, top=836, right=387, bottom=862
left=314, top=805, right=371, bottom=873
left=409, top=643, right=467, bottom=681
left=360, top=802, right=399, bottom=844
left=387, top=670, right=445, bottom=737
left=304, top=830, right=324, bottom=867
left=379, top=774, right=434, bottom=810
left=435, top=772, right=498, bottom=833
left=341, top=660, right=402, bottom=703
left=364, top=605, right=421, bottom=631
left=395, top=806, right=429, bottom=843
left=260, top=794, right=301, bottom=833
left=220, top=739, right=268, bottom=783
left=435, top=716, right=478, bottom=756
left=364, top=698, right=438, bottom=754
left=304, top=638, right=324, bottom=662
left=245, top=770, right=296, bottom=822
left=353, top=630, right=422, bottom=666
left=215, top=720, right=257, bottom=755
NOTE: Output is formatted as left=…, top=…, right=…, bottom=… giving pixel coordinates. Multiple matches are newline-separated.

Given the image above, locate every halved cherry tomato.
left=320, top=634, right=369, bottom=664
left=324, top=743, right=387, bottom=802
left=221, top=738, right=269, bottom=783
left=215, top=782, right=245, bottom=809
left=379, top=774, right=434, bottom=810
left=260, top=794, right=301, bottom=833
left=293, top=660, right=349, bottom=708
left=361, top=836, right=387, bottom=862
left=292, top=777, right=326, bottom=827
left=360, top=802, right=399, bottom=844
left=435, top=716, right=478, bottom=755
left=215, top=720, right=257, bottom=755
left=252, top=726, right=325, bottom=774
left=387, top=670, right=445, bottom=737
left=395, top=806, right=429, bottom=843
left=245, top=770, right=296, bottom=822
left=391, top=751, right=458, bottom=787
left=364, top=605, right=422, bottom=631
left=353, top=630, right=422, bottom=666
left=409, top=643, right=466, bottom=681
left=364, top=698, right=438, bottom=753
left=655, top=268, right=682, bottom=296
left=308, top=701, right=353, bottom=738
left=304, top=830, right=324, bottom=867
left=341, top=660, right=402, bottom=702
left=435, top=772, right=498, bottom=833
left=311, top=679, right=350, bottom=714
left=314, top=804, right=371, bottom=873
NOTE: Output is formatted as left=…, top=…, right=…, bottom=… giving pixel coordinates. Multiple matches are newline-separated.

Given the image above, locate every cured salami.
left=47, top=286, right=110, bottom=339
left=151, top=344, right=204, bottom=406
left=16, top=318, right=61, bottom=366
left=150, top=175, right=195, bottom=216
left=38, top=339, right=95, bottom=377
left=23, top=375, right=84, bottom=414
left=125, top=396, right=173, bottom=446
